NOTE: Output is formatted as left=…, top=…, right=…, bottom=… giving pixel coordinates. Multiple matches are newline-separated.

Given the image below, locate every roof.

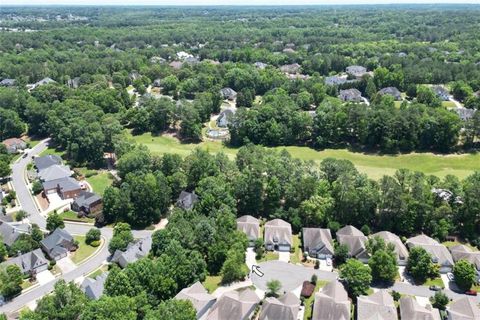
left=264, top=219, right=292, bottom=247
left=346, top=65, right=367, bottom=77
left=406, top=235, right=454, bottom=267
left=378, top=87, right=402, bottom=100
left=339, top=88, right=363, bottom=102
left=34, top=155, right=62, bottom=171
left=38, top=165, right=71, bottom=182
left=217, top=109, right=236, bottom=127
left=111, top=236, right=152, bottom=267
left=40, top=228, right=73, bottom=258
left=42, top=177, right=81, bottom=193
left=0, top=78, right=16, bottom=86
left=206, top=288, right=260, bottom=320
left=448, top=297, right=480, bottom=320
left=2, top=138, right=25, bottom=148
left=73, top=191, right=102, bottom=208
left=0, top=221, right=23, bottom=246
left=336, top=225, right=368, bottom=258
left=254, top=62, right=268, bottom=69
left=175, top=282, right=216, bottom=316
left=280, top=63, right=301, bottom=74
left=399, top=296, right=441, bottom=320
left=357, top=290, right=398, bottom=320
left=177, top=191, right=199, bottom=210
left=456, top=108, right=476, bottom=121
left=259, top=292, right=300, bottom=320
left=81, top=273, right=108, bottom=300
left=302, top=228, right=334, bottom=256
left=236, top=215, right=260, bottom=240
left=2, top=249, right=48, bottom=274
left=34, top=77, right=56, bottom=88
left=371, top=231, right=409, bottom=261
left=220, top=88, right=237, bottom=100
left=325, top=75, right=348, bottom=86
left=312, top=281, right=351, bottom=320
left=169, top=61, right=183, bottom=69
left=449, top=245, right=480, bottom=270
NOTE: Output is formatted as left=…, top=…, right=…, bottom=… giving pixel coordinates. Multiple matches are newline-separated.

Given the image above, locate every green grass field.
left=87, top=172, right=114, bottom=196
left=71, top=235, right=100, bottom=265
left=202, top=275, right=222, bottom=293
left=59, top=210, right=94, bottom=223
left=129, top=132, right=480, bottom=180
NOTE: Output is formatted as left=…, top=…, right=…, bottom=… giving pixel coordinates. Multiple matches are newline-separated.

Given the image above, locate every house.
left=280, top=63, right=301, bottom=74
left=177, top=51, right=194, bottom=60
left=371, top=231, right=409, bottom=265
left=302, top=228, right=334, bottom=259
left=2, top=138, right=26, bottom=154
left=0, top=79, right=16, bottom=87
left=153, top=79, right=161, bottom=87
left=111, top=236, right=152, bottom=268
left=34, top=155, right=62, bottom=171
left=432, top=85, right=450, bottom=101
left=177, top=191, right=199, bottom=210
left=254, top=62, right=268, bottom=69
left=336, top=225, right=369, bottom=261
left=206, top=288, right=260, bottom=320
left=236, top=215, right=260, bottom=246
left=357, top=290, right=398, bottom=320
left=2, top=249, right=48, bottom=275
left=32, top=77, right=56, bottom=89
left=449, top=245, right=480, bottom=270
left=81, top=273, right=108, bottom=300
left=169, top=61, right=183, bottom=70
left=71, top=191, right=102, bottom=214
left=38, top=165, right=72, bottom=182
left=399, top=296, right=441, bottom=320
left=283, top=48, right=296, bottom=54
left=378, top=87, right=402, bottom=101
left=0, top=221, right=24, bottom=247
left=264, top=219, right=292, bottom=252
left=128, top=71, right=141, bottom=82
left=346, top=65, right=368, bottom=79
left=40, top=228, right=75, bottom=260
left=455, top=108, right=476, bottom=121
left=325, top=75, right=348, bottom=86
left=217, top=109, right=236, bottom=128
left=219, top=88, right=237, bottom=101
left=259, top=292, right=300, bottom=320
left=42, top=177, right=82, bottom=200
left=406, top=234, right=454, bottom=272
left=339, top=89, right=363, bottom=102
left=447, top=297, right=480, bottom=320
left=150, top=56, right=166, bottom=64
left=67, top=77, right=81, bottom=89
left=174, top=281, right=216, bottom=319
left=311, top=281, right=351, bottom=320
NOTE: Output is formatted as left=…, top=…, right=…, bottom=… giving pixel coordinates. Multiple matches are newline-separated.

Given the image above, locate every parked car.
left=447, top=273, right=455, bottom=281
left=22, top=153, right=28, bottom=158
left=429, top=285, right=442, bottom=291
left=465, top=290, right=477, bottom=296
left=326, top=258, right=332, bottom=266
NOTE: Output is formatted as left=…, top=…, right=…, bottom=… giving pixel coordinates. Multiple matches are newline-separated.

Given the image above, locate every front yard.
left=70, top=235, right=101, bottom=265
left=59, top=210, right=94, bottom=223
left=424, top=277, right=445, bottom=289
left=257, top=251, right=279, bottom=263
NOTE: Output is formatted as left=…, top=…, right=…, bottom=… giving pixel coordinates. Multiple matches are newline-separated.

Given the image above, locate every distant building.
left=206, top=288, right=260, bottom=320
left=406, top=234, right=454, bottom=273
left=217, top=109, right=236, bottom=128
left=0, top=221, right=27, bottom=247
left=67, top=77, right=81, bottom=89
left=41, top=228, right=75, bottom=260
left=312, top=281, right=351, bottom=320
left=177, top=191, right=199, bottom=210
left=32, top=77, right=56, bottom=89
left=280, top=63, right=301, bottom=74
left=34, top=155, right=62, bottom=171
left=219, top=87, right=237, bottom=101
left=42, top=177, right=82, bottom=200
left=325, top=75, right=348, bottom=86
left=378, top=87, right=402, bottom=101
left=449, top=245, right=480, bottom=270
left=2, top=138, right=26, bottom=154
left=38, top=165, right=72, bottom=182
left=338, top=88, right=363, bottom=102
left=169, top=61, right=183, bottom=70
left=357, top=290, right=398, bottom=320
left=432, top=85, right=450, bottom=101
left=0, top=79, right=16, bottom=87
left=400, top=296, right=441, bottom=320
left=111, top=236, right=152, bottom=268
left=259, top=292, right=300, bottom=320
left=346, top=65, right=368, bottom=79
left=254, top=62, right=268, bottom=69
left=370, top=231, right=409, bottom=265
left=455, top=108, right=476, bottom=121
left=447, top=297, right=480, bottom=320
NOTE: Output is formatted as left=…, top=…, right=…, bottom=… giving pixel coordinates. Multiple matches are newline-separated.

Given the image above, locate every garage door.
left=278, top=245, right=290, bottom=252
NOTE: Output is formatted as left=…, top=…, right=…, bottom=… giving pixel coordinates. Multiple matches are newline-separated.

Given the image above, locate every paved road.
left=1, top=140, right=151, bottom=314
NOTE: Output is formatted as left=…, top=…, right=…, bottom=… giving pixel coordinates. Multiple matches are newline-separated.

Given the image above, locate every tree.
left=85, top=228, right=101, bottom=245
left=145, top=299, right=196, bottom=320
left=453, top=259, right=477, bottom=291
left=30, top=224, right=43, bottom=243
left=407, top=247, right=438, bottom=283
left=368, top=249, right=397, bottom=284
left=0, top=265, right=23, bottom=299
left=429, top=291, right=449, bottom=311
left=80, top=295, right=137, bottom=320
left=108, top=223, right=133, bottom=254
left=46, top=211, right=64, bottom=232
left=221, top=243, right=248, bottom=284
left=0, top=236, right=7, bottom=262
left=334, top=243, right=349, bottom=266
left=266, top=279, right=282, bottom=298
left=31, top=181, right=44, bottom=195
left=339, top=259, right=372, bottom=297
left=0, top=161, right=11, bottom=178
left=179, top=105, right=202, bottom=142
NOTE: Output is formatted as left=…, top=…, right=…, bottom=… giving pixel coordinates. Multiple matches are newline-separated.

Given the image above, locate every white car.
left=447, top=273, right=455, bottom=281
left=326, top=258, right=332, bottom=266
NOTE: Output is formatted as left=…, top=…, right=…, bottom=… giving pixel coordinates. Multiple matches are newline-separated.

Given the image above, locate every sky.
left=2, top=0, right=479, bottom=6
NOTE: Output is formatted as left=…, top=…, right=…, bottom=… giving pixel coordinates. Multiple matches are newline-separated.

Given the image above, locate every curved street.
left=0, top=139, right=151, bottom=314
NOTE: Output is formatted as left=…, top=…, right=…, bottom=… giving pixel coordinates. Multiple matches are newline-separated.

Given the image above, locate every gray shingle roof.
left=312, top=281, right=351, bottom=320
left=449, top=245, right=480, bottom=270
left=111, top=236, right=152, bottom=268
left=264, top=219, right=292, bottom=247
left=346, top=65, right=367, bottom=78
left=339, top=89, right=363, bottom=102
left=81, top=272, right=108, bottom=300
left=220, top=88, right=237, bottom=100
left=302, top=228, right=334, bottom=256
left=42, top=177, right=81, bottom=193
left=175, top=281, right=216, bottom=317
left=399, top=296, right=441, bottom=320
left=2, top=249, right=48, bottom=274
left=0, top=222, right=23, bottom=246
left=371, top=231, right=409, bottom=262
left=406, top=235, right=454, bottom=267
left=259, top=292, right=300, bottom=320
left=206, top=288, right=260, bottom=320
left=448, top=297, right=480, bottom=320
left=177, top=191, right=199, bottom=210
left=38, top=165, right=72, bottom=182
left=236, top=215, right=260, bottom=241
left=336, top=225, right=368, bottom=258
left=378, top=87, right=402, bottom=101
left=34, top=155, right=62, bottom=171
left=280, top=63, right=301, bottom=74
left=455, top=108, right=476, bottom=121
left=40, top=228, right=74, bottom=259
left=73, top=191, right=101, bottom=209
left=357, top=290, right=398, bottom=320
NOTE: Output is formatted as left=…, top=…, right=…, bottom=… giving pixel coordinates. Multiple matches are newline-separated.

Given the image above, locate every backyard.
left=202, top=275, right=222, bottom=293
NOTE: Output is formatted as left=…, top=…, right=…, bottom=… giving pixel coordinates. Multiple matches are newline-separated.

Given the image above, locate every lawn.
left=202, top=275, right=222, bottom=293
left=290, top=234, right=302, bottom=264
left=39, top=147, right=65, bottom=158
left=128, top=131, right=480, bottom=180
left=442, top=101, right=457, bottom=108
left=86, top=172, right=114, bottom=196
left=257, top=251, right=279, bottom=263
left=424, top=277, right=445, bottom=289
left=303, top=280, right=329, bottom=320
left=87, top=265, right=108, bottom=279
left=59, top=210, right=94, bottom=223
left=71, top=235, right=100, bottom=265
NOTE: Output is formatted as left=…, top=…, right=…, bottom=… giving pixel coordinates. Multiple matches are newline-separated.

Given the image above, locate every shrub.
left=31, top=181, right=44, bottom=195
left=86, top=228, right=101, bottom=245
left=90, top=240, right=101, bottom=247
left=311, top=274, right=318, bottom=285
left=314, top=260, right=320, bottom=269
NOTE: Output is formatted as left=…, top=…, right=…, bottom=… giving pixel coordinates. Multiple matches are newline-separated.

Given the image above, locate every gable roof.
left=42, top=177, right=81, bottom=193
left=73, top=191, right=102, bottom=208
left=449, top=245, right=480, bottom=270
left=312, top=281, right=351, bottom=320
left=0, top=78, right=16, bottom=86
left=302, top=228, right=334, bottom=256
left=41, top=228, right=74, bottom=258
left=206, top=288, right=260, bottom=320
left=81, top=272, right=108, bottom=300
left=175, top=281, right=216, bottom=316
left=339, top=88, right=363, bottom=102
left=378, top=87, right=402, bottom=100
left=220, top=87, right=237, bottom=100
left=2, top=248, right=48, bottom=274
left=2, top=138, right=25, bottom=148
left=34, top=155, right=62, bottom=171
left=111, top=236, right=152, bottom=268
left=336, top=225, right=368, bottom=258
left=0, top=221, right=23, bottom=246
left=406, top=235, right=453, bottom=267
left=236, top=215, right=260, bottom=240
left=448, top=297, right=480, bottom=320
left=259, top=292, right=300, bottom=320
left=34, top=77, right=56, bottom=88
left=346, top=65, right=367, bottom=77
left=325, top=75, right=348, bottom=86
left=38, top=165, right=72, bottom=182
left=357, top=290, right=398, bottom=320
left=264, top=219, right=292, bottom=247
left=455, top=108, right=476, bottom=121
left=371, top=231, right=409, bottom=261
left=177, top=191, right=199, bottom=210
left=399, top=296, right=441, bottom=320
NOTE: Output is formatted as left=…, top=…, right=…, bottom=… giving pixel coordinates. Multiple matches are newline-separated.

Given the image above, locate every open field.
left=129, top=132, right=480, bottom=180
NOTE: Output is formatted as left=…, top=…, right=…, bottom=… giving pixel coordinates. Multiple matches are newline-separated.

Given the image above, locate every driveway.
left=251, top=261, right=338, bottom=292
left=245, top=248, right=256, bottom=270
left=278, top=251, right=290, bottom=263
left=56, top=257, right=76, bottom=274
left=36, top=270, right=55, bottom=285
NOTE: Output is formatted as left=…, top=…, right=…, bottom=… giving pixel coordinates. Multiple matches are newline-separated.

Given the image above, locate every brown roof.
left=2, top=137, right=24, bottom=147
left=301, top=281, right=315, bottom=298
